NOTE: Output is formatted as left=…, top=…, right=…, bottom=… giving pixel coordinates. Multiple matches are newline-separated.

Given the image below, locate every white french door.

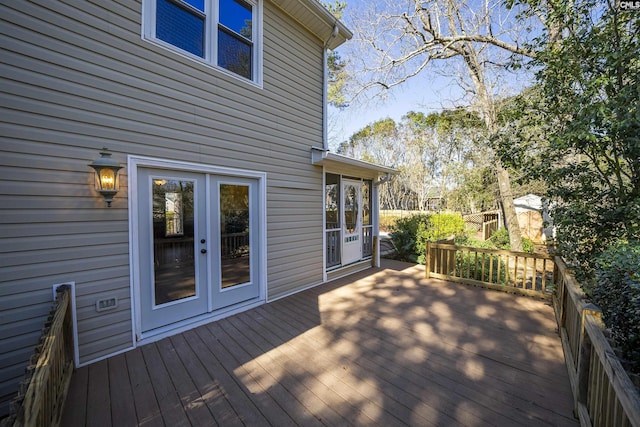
left=342, top=178, right=362, bottom=265
left=137, top=167, right=260, bottom=332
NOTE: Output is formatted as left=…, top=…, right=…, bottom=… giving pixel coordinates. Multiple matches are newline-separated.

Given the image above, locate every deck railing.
left=220, top=232, right=250, bottom=257
left=425, top=241, right=555, bottom=298
left=326, top=229, right=341, bottom=268
left=8, top=286, right=74, bottom=427
left=425, top=241, right=640, bottom=426
left=553, top=257, right=640, bottom=426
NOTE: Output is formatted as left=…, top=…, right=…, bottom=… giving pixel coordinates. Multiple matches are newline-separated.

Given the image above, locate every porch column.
left=372, top=181, right=381, bottom=267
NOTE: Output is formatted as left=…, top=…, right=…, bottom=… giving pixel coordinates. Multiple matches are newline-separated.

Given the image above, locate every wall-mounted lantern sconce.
left=89, top=148, right=122, bottom=207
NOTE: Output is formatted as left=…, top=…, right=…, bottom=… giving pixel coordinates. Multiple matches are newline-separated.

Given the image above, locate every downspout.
left=374, top=173, right=392, bottom=186
left=321, top=25, right=339, bottom=282
left=322, top=24, right=339, bottom=150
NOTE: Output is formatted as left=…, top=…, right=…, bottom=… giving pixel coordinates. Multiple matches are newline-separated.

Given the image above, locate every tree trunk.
left=496, top=162, right=523, bottom=251
left=459, top=40, right=524, bottom=253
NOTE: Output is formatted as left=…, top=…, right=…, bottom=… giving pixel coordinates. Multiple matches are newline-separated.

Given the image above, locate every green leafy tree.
left=340, top=0, right=551, bottom=250
left=323, top=1, right=349, bottom=108
left=499, top=1, right=640, bottom=272
left=342, top=106, right=507, bottom=213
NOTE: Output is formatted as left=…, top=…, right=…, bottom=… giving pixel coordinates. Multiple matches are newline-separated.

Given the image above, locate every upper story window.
left=145, top=0, right=261, bottom=83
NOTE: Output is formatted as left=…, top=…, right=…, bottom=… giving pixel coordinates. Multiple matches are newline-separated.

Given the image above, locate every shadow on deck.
left=62, top=259, right=578, bottom=426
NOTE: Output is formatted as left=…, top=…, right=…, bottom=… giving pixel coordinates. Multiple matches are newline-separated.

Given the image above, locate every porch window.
left=145, top=0, right=261, bottom=82
left=325, top=173, right=340, bottom=268
left=362, top=180, right=373, bottom=257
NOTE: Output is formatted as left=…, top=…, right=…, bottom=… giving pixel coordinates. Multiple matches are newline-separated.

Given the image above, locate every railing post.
left=372, top=235, right=378, bottom=267
left=575, top=303, right=603, bottom=415
left=425, top=241, right=431, bottom=279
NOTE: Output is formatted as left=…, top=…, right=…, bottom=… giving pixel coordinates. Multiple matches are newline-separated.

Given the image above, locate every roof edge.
left=311, top=147, right=398, bottom=175
left=271, top=0, right=353, bottom=49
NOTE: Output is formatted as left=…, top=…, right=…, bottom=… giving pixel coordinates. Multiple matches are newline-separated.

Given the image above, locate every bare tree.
left=342, top=0, right=545, bottom=250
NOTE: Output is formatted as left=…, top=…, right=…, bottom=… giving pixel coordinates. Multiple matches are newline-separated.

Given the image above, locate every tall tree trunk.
left=496, top=162, right=523, bottom=251
left=459, top=40, right=524, bottom=252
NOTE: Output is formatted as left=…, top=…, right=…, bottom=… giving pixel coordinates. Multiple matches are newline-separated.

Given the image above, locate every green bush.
left=424, top=213, right=466, bottom=241
left=390, top=212, right=465, bottom=263
left=522, top=238, right=535, bottom=253
left=390, top=214, right=431, bottom=263
left=592, top=241, right=640, bottom=374
left=379, top=215, right=400, bottom=232
left=455, top=235, right=497, bottom=250
left=489, top=228, right=535, bottom=253
left=489, top=227, right=510, bottom=248
left=414, top=213, right=466, bottom=263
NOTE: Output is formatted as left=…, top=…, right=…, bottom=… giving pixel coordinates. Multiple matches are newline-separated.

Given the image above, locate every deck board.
left=140, top=343, right=191, bottom=427
left=169, top=333, right=236, bottom=426
left=86, top=361, right=111, bottom=427
left=107, top=354, right=137, bottom=427
left=124, top=348, right=163, bottom=427
left=62, top=260, right=579, bottom=426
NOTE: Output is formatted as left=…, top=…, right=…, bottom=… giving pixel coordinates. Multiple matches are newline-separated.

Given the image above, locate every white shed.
left=513, top=194, right=554, bottom=243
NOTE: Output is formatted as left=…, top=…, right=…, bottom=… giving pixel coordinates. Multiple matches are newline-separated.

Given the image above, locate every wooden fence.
left=482, top=217, right=499, bottom=240
left=425, top=242, right=640, bottom=426
left=7, top=286, right=74, bottom=427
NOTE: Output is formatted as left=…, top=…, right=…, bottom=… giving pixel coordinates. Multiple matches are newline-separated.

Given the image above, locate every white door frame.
left=128, top=155, right=267, bottom=343
left=341, top=178, right=363, bottom=265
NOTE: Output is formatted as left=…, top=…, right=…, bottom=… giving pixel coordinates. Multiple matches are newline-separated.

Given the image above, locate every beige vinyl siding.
left=267, top=185, right=324, bottom=296
left=1, top=0, right=331, bottom=412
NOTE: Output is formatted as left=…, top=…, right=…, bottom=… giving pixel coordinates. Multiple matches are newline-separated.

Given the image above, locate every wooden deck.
left=61, top=260, right=578, bottom=426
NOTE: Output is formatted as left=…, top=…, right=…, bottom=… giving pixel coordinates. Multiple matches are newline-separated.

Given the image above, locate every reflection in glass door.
left=220, top=183, right=251, bottom=288
left=211, top=178, right=259, bottom=310
left=138, top=169, right=207, bottom=332
left=152, top=179, right=196, bottom=305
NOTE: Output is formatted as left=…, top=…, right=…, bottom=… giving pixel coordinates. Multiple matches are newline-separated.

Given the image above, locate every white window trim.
left=141, top=0, right=263, bottom=87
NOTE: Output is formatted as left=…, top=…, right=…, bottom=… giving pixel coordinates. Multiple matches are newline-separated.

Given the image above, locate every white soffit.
left=271, top=0, right=353, bottom=49
left=311, top=147, right=397, bottom=178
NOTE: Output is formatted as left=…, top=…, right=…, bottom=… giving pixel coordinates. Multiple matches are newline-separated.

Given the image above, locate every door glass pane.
left=325, top=174, right=340, bottom=229
left=345, top=184, right=358, bottom=233
left=362, top=180, right=371, bottom=225
left=220, top=184, right=250, bottom=288
left=152, top=179, right=196, bottom=305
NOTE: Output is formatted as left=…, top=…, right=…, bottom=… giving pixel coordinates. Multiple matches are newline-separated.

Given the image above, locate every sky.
left=325, top=0, right=537, bottom=151
left=327, top=72, right=465, bottom=150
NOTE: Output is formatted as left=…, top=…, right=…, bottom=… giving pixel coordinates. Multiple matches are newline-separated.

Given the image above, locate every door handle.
left=201, top=249, right=207, bottom=254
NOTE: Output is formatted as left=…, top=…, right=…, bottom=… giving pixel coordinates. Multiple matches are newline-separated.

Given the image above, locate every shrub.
left=489, top=228, right=535, bottom=253
left=522, top=238, right=535, bottom=253
left=455, top=235, right=497, bottom=250
left=592, top=241, right=640, bottom=374
left=414, top=213, right=466, bottom=263
left=489, top=227, right=510, bottom=249
left=379, top=215, right=400, bottom=232
left=390, top=214, right=431, bottom=263
left=390, top=212, right=466, bottom=263
left=424, top=213, right=466, bottom=241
